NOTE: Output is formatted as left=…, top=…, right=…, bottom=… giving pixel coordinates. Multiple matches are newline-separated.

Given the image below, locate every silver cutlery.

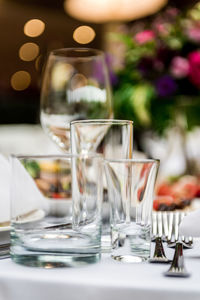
left=151, top=211, right=176, bottom=242
left=151, top=212, right=167, bottom=241
left=150, top=212, right=172, bottom=263
left=0, top=243, right=10, bottom=249
left=149, top=236, right=171, bottom=263
left=152, top=211, right=193, bottom=247
left=0, top=251, right=10, bottom=259
left=167, top=236, right=193, bottom=249
left=0, top=243, right=10, bottom=259
left=164, top=242, right=190, bottom=277
left=166, top=212, right=193, bottom=249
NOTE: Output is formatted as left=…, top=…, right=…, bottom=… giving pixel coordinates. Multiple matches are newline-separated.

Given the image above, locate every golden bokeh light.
left=19, top=42, right=40, bottom=62
left=24, top=19, right=45, bottom=37
left=73, top=26, right=96, bottom=44
left=11, top=71, right=31, bottom=91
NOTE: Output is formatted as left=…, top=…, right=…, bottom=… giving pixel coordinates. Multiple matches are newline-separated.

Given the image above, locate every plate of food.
left=153, top=175, right=200, bottom=212
left=23, top=159, right=73, bottom=217
left=152, top=175, right=200, bottom=239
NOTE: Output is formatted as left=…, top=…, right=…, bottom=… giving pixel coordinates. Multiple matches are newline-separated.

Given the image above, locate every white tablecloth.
left=0, top=243, right=200, bottom=300
left=0, top=125, right=200, bottom=299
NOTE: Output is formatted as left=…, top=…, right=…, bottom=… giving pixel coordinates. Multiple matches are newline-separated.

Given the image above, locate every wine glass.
left=40, top=48, right=113, bottom=153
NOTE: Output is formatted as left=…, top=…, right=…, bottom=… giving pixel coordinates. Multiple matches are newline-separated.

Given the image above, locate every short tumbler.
left=10, top=154, right=102, bottom=267
left=105, top=159, right=159, bottom=262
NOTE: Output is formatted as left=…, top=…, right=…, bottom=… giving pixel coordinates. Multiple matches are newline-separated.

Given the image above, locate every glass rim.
left=10, top=153, right=103, bottom=160
left=50, top=47, right=104, bottom=60
left=104, top=158, right=160, bottom=164
left=70, top=119, right=134, bottom=126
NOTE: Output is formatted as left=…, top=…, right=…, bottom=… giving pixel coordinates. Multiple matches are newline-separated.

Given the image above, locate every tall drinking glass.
left=70, top=119, right=134, bottom=250
left=40, top=48, right=113, bottom=153
left=105, top=158, right=159, bottom=262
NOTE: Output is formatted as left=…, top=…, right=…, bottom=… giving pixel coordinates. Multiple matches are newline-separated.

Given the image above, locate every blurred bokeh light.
left=24, top=19, right=45, bottom=37
left=10, top=71, right=31, bottom=91
left=19, top=42, right=40, bottom=61
left=73, top=26, right=96, bottom=44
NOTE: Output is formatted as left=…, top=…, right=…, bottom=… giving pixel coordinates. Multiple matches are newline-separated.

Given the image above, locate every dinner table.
left=0, top=125, right=200, bottom=300
left=0, top=241, right=200, bottom=300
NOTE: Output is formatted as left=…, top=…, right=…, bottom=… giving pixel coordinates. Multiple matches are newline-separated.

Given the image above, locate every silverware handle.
left=153, top=237, right=166, bottom=258
left=171, top=242, right=184, bottom=269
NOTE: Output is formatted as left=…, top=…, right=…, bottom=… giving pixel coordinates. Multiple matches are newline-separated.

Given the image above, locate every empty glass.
left=70, top=119, right=133, bottom=158
left=104, top=158, right=159, bottom=262
left=40, top=48, right=113, bottom=153
left=10, top=154, right=103, bottom=267
left=70, top=119, right=134, bottom=251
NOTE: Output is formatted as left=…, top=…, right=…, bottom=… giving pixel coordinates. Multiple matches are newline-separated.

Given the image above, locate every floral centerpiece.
left=111, top=4, right=200, bottom=135
left=109, top=4, right=200, bottom=211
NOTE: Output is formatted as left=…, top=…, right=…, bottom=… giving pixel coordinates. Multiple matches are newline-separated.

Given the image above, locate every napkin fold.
left=0, top=155, right=10, bottom=223
left=179, top=209, right=200, bottom=237
left=12, top=157, right=48, bottom=220
left=0, top=154, right=47, bottom=224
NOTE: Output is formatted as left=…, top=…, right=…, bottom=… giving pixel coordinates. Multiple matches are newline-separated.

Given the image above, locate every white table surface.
left=0, top=125, right=200, bottom=299
left=0, top=243, right=200, bottom=300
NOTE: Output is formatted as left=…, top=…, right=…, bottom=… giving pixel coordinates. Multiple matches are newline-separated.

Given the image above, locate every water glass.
left=70, top=119, right=133, bottom=251
left=104, top=158, right=159, bottom=262
left=10, top=154, right=103, bottom=267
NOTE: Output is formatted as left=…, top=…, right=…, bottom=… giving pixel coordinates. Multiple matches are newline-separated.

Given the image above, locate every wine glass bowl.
left=40, top=48, right=113, bottom=152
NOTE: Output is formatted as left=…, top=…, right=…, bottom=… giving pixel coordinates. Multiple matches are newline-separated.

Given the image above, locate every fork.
left=150, top=213, right=171, bottom=263
left=167, top=212, right=193, bottom=249
left=164, top=242, right=190, bottom=277
left=151, top=212, right=168, bottom=241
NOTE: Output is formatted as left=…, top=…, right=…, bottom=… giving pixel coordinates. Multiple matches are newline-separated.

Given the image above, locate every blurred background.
left=0, top=0, right=197, bottom=124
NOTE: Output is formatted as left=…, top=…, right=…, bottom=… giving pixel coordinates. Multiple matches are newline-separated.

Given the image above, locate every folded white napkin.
left=0, top=155, right=10, bottom=223
left=12, top=157, right=48, bottom=220
left=179, top=209, right=200, bottom=237
left=0, top=154, right=47, bottom=224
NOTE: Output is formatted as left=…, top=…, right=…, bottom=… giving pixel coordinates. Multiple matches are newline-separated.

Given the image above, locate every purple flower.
left=156, top=75, right=177, bottom=97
